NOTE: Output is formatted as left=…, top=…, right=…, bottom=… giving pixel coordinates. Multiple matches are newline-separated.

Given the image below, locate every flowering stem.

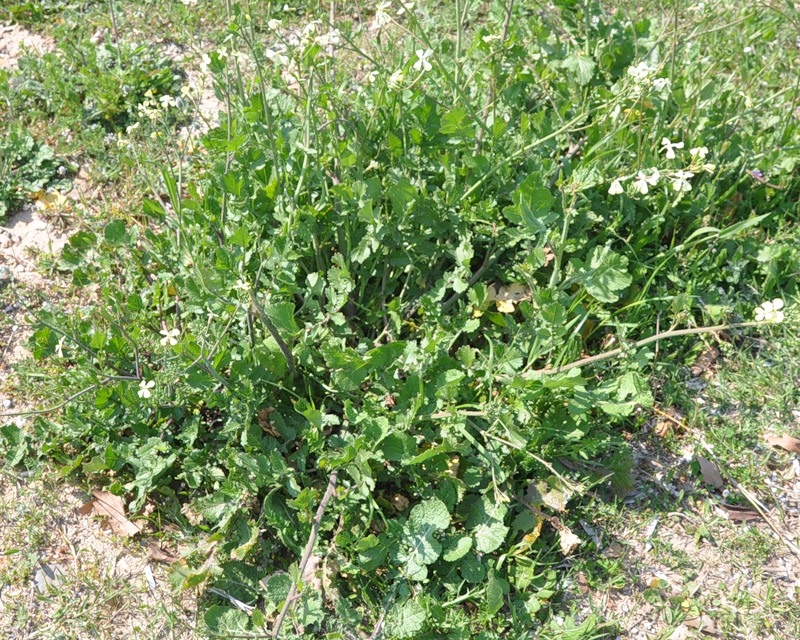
left=473, top=0, right=514, bottom=155
left=522, top=321, right=764, bottom=377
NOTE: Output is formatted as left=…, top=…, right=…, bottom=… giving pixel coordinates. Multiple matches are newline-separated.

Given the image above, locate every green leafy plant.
left=0, top=126, right=67, bottom=219
left=11, top=35, right=184, bottom=129
left=2, top=1, right=798, bottom=638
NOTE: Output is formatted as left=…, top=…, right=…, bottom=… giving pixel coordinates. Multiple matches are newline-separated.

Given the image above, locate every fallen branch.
left=271, top=470, right=339, bottom=638
left=699, top=441, right=800, bottom=560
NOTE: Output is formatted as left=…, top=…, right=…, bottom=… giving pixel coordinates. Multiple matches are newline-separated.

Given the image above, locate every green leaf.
left=598, top=371, right=654, bottom=416
left=203, top=605, right=251, bottom=634
left=261, top=572, right=292, bottom=609
left=264, top=301, right=298, bottom=335
left=442, top=535, right=472, bottom=562
left=460, top=552, right=486, bottom=583
left=473, top=520, right=509, bottom=554
left=103, top=220, right=128, bottom=246
left=409, top=497, right=450, bottom=530
left=356, top=533, right=395, bottom=571
left=386, top=600, right=426, bottom=639
left=400, top=498, right=451, bottom=580
left=573, top=246, right=632, bottom=303
left=439, top=106, right=470, bottom=137
left=561, top=54, right=596, bottom=85
left=486, top=570, right=507, bottom=614
left=504, top=176, right=556, bottom=236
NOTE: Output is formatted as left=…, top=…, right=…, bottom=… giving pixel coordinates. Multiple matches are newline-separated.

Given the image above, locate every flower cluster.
left=754, top=298, right=785, bottom=323
left=371, top=1, right=392, bottom=30
left=626, top=61, right=671, bottom=95
left=607, top=136, right=717, bottom=197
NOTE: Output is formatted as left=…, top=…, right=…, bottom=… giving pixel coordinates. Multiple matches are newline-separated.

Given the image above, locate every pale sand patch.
left=0, top=24, right=53, bottom=71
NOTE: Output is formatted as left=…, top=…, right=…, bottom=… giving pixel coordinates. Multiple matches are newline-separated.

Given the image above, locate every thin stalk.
left=249, top=290, right=296, bottom=377
left=459, top=110, right=593, bottom=203
left=521, top=321, right=766, bottom=378
left=108, top=0, right=123, bottom=68
left=548, top=192, right=576, bottom=289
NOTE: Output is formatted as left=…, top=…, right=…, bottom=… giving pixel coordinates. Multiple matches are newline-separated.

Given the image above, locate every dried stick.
left=699, top=442, right=800, bottom=559
left=271, top=470, right=339, bottom=638
left=522, top=321, right=763, bottom=378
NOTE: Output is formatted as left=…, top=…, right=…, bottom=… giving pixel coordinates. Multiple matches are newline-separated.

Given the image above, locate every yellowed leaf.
left=497, top=283, right=530, bottom=301
left=496, top=299, right=516, bottom=313
left=34, top=190, right=69, bottom=212
left=765, top=433, right=800, bottom=454
left=558, top=526, right=581, bottom=556
left=493, top=283, right=531, bottom=313
left=302, top=554, right=324, bottom=593
left=446, top=456, right=460, bottom=478
left=521, top=518, right=543, bottom=547
left=79, top=490, right=142, bottom=537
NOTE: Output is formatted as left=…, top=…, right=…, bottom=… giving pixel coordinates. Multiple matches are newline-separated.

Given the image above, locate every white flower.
left=702, top=162, right=716, bottom=173
left=267, top=19, right=282, bottom=30
left=138, top=380, right=156, bottom=399
left=56, top=336, right=66, bottom=358
left=632, top=171, right=659, bottom=195
left=396, top=1, right=414, bottom=15
left=412, top=48, right=433, bottom=73
left=482, top=34, right=502, bottom=43
left=627, top=61, right=651, bottom=81
left=160, top=328, right=180, bottom=346
left=672, top=170, right=694, bottom=192
left=389, top=69, right=405, bottom=88
left=317, top=29, right=341, bottom=47
left=372, top=1, right=392, bottom=29
left=743, top=46, right=753, bottom=54
left=159, top=95, right=176, bottom=110
left=755, top=298, right=785, bottom=323
left=660, top=137, right=684, bottom=159
left=366, top=69, right=379, bottom=84
left=608, top=179, right=624, bottom=195
left=690, top=146, right=708, bottom=158
left=652, top=77, right=671, bottom=92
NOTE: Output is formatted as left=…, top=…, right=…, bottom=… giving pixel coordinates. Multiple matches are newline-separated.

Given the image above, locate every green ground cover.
left=1, top=1, right=798, bottom=638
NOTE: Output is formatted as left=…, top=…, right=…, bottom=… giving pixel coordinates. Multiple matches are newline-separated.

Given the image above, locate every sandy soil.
left=0, top=24, right=52, bottom=71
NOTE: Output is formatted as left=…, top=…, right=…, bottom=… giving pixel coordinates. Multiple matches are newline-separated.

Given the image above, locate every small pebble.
left=1, top=398, right=13, bottom=410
